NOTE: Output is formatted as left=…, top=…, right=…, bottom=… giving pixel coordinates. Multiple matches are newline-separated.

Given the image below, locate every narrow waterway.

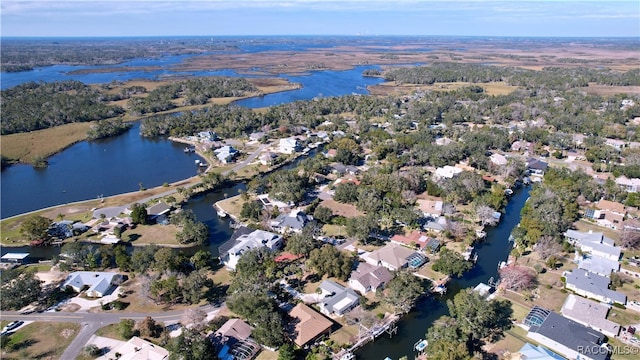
left=356, top=186, right=531, bottom=360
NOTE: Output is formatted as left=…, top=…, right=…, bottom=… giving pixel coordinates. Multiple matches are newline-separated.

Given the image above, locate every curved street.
left=1, top=304, right=221, bottom=359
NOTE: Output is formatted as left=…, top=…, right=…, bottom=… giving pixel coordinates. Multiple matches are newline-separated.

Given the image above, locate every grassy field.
left=1, top=122, right=93, bottom=163
left=215, top=195, right=248, bottom=219
left=121, top=223, right=181, bottom=246
left=368, top=81, right=519, bottom=97
left=1, top=322, right=80, bottom=360
left=255, top=349, right=279, bottom=360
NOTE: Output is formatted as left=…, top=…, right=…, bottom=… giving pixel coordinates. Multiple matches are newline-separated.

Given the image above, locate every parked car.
left=1, top=321, right=24, bottom=335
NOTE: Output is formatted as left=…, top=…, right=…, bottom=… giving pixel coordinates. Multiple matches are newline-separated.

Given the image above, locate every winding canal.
left=356, top=186, right=531, bottom=360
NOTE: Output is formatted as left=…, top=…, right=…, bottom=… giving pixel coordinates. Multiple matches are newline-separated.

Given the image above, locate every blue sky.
left=1, top=0, right=638, bottom=37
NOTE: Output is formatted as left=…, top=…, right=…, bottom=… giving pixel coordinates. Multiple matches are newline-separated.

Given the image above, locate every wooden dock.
left=332, top=314, right=399, bottom=360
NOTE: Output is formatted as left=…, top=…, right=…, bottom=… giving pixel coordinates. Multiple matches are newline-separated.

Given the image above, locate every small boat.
left=505, top=188, right=514, bottom=196
left=414, top=339, right=428, bottom=352
left=217, top=210, right=228, bottom=218
left=340, top=353, right=355, bottom=360
left=184, top=147, right=195, bottom=153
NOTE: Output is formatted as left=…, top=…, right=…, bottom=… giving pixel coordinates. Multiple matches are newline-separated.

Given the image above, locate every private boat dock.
left=332, top=315, right=400, bottom=360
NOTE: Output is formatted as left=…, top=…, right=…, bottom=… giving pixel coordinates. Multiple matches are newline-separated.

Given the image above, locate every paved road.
left=224, top=143, right=270, bottom=175
left=1, top=304, right=220, bottom=359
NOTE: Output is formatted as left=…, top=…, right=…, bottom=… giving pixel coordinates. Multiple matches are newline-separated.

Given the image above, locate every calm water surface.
left=1, top=122, right=203, bottom=219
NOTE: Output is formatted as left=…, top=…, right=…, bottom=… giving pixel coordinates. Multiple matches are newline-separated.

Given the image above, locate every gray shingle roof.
left=565, top=268, right=626, bottom=304
left=529, top=312, right=607, bottom=360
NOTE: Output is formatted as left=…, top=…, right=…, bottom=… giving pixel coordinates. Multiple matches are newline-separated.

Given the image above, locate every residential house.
left=279, top=138, right=300, bottom=154
left=416, top=198, right=443, bottom=218
left=390, top=230, right=430, bottom=249
left=318, top=280, right=360, bottom=316
left=424, top=217, right=448, bottom=233
left=489, top=153, right=508, bottom=166
left=605, top=138, right=626, bottom=151
left=348, top=262, right=394, bottom=294
left=324, top=149, right=338, bottom=158
left=525, top=307, right=608, bottom=360
left=564, top=230, right=621, bottom=262
left=435, top=137, right=453, bottom=146
left=96, top=336, right=169, bottom=360
left=147, top=202, right=171, bottom=223
left=434, top=165, right=463, bottom=180
left=330, top=163, right=360, bottom=176
left=564, top=268, right=626, bottom=305
left=214, top=145, right=239, bottom=164
left=584, top=200, right=627, bottom=230
left=526, top=158, right=548, bottom=180
left=561, top=294, right=620, bottom=338
left=517, top=343, right=564, bottom=360
left=270, top=210, right=313, bottom=234
left=577, top=254, right=620, bottom=277
left=249, top=132, right=265, bottom=142
left=198, top=130, right=217, bottom=142
left=259, top=152, right=277, bottom=166
left=218, top=227, right=283, bottom=271
left=425, top=238, right=441, bottom=254
left=0, top=253, right=29, bottom=264
left=211, top=318, right=259, bottom=360
left=365, top=244, right=427, bottom=271
left=288, top=303, right=333, bottom=347
left=615, top=176, right=640, bottom=192
left=62, top=271, right=123, bottom=298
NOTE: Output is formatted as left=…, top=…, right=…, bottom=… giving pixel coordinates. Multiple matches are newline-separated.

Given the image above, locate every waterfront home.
left=147, top=202, right=171, bottom=223
left=560, top=294, right=620, bottom=338
left=416, top=198, right=443, bottom=218
left=198, top=130, right=217, bottom=142
left=365, top=244, right=427, bottom=271
left=324, top=149, right=337, bottom=158
left=434, top=165, right=463, bottom=180
left=259, top=152, right=277, bottom=166
left=526, top=158, right=548, bottom=180
left=211, top=318, right=260, bottom=360
left=97, top=336, right=169, bottom=360
left=279, top=138, right=300, bottom=154
left=615, top=176, right=640, bottom=192
left=517, top=343, right=565, bottom=360
left=288, top=303, right=333, bottom=347
left=524, top=307, right=608, bottom=360
left=564, top=268, right=626, bottom=305
left=218, top=227, right=282, bottom=271
left=390, top=230, right=430, bottom=249
left=270, top=209, right=313, bottom=234
left=214, top=145, right=239, bottom=164
left=564, top=230, right=621, bottom=262
left=0, top=253, right=29, bottom=264
left=62, top=271, right=123, bottom=298
left=318, top=280, right=360, bottom=316
left=257, top=194, right=294, bottom=211
left=348, top=262, right=393, bottom=294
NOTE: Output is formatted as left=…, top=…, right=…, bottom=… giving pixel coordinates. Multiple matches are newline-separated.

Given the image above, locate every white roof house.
left=0, top=253, right=29, bottom=263
left=490, top=153, right=508, bottom=166
left=278, top=138, right=300, bottom=154
left=62, top=271, right=122, bottom=298
left=96, top=336, right=169, bottom=360
left=434, top=166, right=463, bottom=180
left=218, top=229, right=283, bottom=271
left=214, top=146, right=239, bottom=164
left=318, top=280, right=359, bottom=316
left=615, top=176, right=640, bottom=192
left=564, top=230, right=621, bottom=262
left=560, top=294, right=620, bottom=338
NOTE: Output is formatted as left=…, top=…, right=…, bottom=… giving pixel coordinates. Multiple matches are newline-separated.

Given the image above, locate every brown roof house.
left=585, top=200, right=626, bottom=230
left=416, top=198, right=443, bottom=218
left=348, top=262, right=393, bottom=294
left=364, top=243, right=427, bottom=271
left=288, top=303, right=333, bottom=347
